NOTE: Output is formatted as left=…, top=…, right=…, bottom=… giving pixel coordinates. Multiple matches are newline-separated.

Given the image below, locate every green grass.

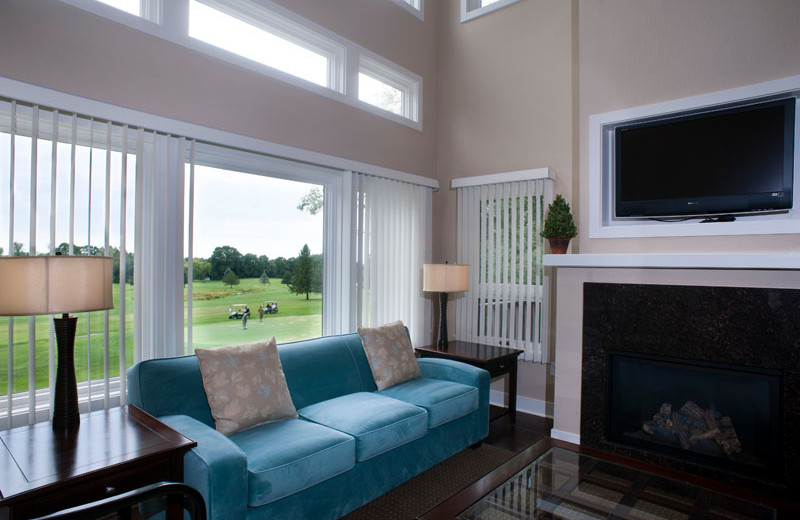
left=187, top=278, right=321, bottom=348
left=0, top=278, right=321, bottom=395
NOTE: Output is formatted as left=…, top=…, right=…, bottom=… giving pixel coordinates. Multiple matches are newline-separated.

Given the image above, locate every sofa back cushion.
left=128, top=332, right=378, bottom=420
left=127, top=354, right=215, bottom=427
left=279, top=333, right=377, bottom=409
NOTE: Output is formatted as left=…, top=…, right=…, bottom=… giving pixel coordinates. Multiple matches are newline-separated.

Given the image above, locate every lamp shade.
left=0, top=256, right=114, bottom=316
left=422, top=264, right=470, bottom=293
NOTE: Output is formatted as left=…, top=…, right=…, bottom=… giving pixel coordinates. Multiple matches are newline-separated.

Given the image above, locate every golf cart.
left=264, top=301, right=278, bottom=314
left=228, top=304, right=250, bottom=320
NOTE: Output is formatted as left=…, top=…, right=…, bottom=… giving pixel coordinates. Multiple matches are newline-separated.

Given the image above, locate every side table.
left=0, top=405, right=196, bottom=520
left=416, top=341, right=522, bottom=424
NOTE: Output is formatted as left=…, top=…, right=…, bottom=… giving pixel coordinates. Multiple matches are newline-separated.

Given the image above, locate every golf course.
left=0, top=277, right=321, bottom=395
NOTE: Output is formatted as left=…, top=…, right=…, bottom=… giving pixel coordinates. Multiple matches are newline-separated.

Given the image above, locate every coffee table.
left=418, top=438, right=797, bottom=520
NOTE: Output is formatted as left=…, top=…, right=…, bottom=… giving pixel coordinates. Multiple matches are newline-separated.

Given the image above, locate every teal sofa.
left=127, top=332, right=490, bottom=520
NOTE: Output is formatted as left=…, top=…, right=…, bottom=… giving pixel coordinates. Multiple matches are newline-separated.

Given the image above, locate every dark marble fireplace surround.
left=582, top=283, right=800, bottom=494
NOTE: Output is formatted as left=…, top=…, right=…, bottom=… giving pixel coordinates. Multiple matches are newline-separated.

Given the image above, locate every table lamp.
left=423, top=263, right=470, bottom=348
left=0, top=255, right=113, bottom=430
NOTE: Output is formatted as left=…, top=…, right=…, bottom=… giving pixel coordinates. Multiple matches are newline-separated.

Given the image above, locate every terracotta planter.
left=547, top=237, right=571, bottom=254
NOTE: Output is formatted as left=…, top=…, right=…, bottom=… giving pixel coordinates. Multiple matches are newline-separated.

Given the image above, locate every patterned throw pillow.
left=195, top=337, right=298, bottom=435
left=358, top=321, right=421, bottom=391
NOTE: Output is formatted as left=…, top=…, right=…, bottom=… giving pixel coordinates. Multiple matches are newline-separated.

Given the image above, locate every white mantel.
left=544, top=253, right=800, bottom=270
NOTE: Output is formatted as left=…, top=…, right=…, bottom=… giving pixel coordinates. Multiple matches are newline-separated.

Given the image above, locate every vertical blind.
left=0, top=99, right=138, bottom=429
left=454, top=177, right=553, bottom=362
left=351, top=173, right=432, bottom=346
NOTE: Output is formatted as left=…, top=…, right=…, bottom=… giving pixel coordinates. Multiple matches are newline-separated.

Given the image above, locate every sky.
left=0, top=135, right=323, bottom=260
left=191, top=165, right=323, bottom=260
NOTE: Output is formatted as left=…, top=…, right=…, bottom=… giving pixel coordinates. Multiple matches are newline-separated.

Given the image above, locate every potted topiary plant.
left=542, top=194, right=577, bottom=254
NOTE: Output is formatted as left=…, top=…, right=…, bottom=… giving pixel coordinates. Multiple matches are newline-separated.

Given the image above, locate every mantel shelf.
left=543, top=253, right=800, bottom=270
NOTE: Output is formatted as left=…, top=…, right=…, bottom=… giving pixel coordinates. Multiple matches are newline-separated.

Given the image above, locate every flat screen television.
left=614, top=97, right=796, bottom=219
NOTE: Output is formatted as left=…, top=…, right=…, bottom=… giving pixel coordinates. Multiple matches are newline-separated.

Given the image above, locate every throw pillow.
left=358, top=320, right=421, bottom=391
left=195, top=337, right=298, bottom=435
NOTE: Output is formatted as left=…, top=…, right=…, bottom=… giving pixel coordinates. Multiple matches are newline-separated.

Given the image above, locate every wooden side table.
left=415, top=341, right=523, bottom=424
left=0, top=405, right=196, bottom=520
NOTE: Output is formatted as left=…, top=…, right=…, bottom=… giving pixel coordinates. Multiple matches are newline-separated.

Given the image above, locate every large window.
left=0, top=100, right=137, bottom=429
left=184, top=165, right=324, bottom=350
left=453, top=170, right=553, bottom=362
left=57, top=0, right=422, bottom=129
left=188, top=0, right=343, bottom=91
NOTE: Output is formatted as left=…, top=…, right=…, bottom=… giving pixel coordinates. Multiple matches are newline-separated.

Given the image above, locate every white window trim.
left=0, top=76, right=437, bottom=187
left=388, top=0, right=424, bottom=21
left=461, top=0, right=522, bottom=23
left=358, top=54, right=422, bottom=127
left=195, top=0, right=346, bottom=93
left=55, top=0, right=423, bottom=130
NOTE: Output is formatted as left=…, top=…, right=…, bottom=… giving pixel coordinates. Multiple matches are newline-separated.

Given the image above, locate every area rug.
left=342, top=444, right=517, bottom=520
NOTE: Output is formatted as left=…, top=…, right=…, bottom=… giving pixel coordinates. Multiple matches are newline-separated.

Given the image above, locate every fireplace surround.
left=581, top=282, right=800, bottom=493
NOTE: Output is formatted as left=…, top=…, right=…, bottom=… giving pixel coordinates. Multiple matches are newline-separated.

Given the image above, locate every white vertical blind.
left=134, top=133, right=186, bottom=362
left=351, top=173, right=432, bottom=346
left=454, top=176, right=553, bottom=362
left=0, top=99, right=137, bottom=429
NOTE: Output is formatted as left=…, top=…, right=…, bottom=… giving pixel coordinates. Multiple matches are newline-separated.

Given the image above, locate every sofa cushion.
left=195, top=337, right=297, bottom=435
left=298, top=392, right=428, bottom=462
left=229, top=418, right=355, bottom=507
left=358, top=320, right=421, bottom=390
left=379, top=378, right=479, bottom=429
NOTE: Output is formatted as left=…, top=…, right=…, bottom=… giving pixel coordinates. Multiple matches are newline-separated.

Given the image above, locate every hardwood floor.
left=484, top=410, right=552, bottom=453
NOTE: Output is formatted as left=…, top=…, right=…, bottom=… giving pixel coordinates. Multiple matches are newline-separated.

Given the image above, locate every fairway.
left=0, top=278, right=321, bottom=395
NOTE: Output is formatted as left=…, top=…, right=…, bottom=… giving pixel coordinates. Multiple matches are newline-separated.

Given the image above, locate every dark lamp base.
left=52, top=315, right=80, bottom=430
left=437, top=292, right=449, bottom=348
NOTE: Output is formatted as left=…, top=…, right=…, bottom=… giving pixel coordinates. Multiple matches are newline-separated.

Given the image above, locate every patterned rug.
left=342, top=443, right=517, bottom=520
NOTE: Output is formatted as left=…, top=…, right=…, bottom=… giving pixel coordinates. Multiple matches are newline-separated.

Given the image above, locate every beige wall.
left=577, top=0, right=800, bottom=254
left=0, top=0, right=439, bottom=177
left=543, top=0, right=800, bottom=434
left=433, top=0, right=578, bottom=409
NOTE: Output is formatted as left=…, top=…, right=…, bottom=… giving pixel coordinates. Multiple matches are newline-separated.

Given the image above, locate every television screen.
left=615, top=97, right=795, bottom=218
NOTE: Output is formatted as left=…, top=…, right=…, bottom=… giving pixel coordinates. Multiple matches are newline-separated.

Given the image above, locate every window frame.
left=57, top=0, right=162, bottom=25
left=191, top=0, right=346, bottom=93
left=388, top=0, right=424, bottom=21
left=461, top=0, right=522, bottom=23
left=55, top=0, right=423, bottom=130
left=358, top=54, right=422, bottom=128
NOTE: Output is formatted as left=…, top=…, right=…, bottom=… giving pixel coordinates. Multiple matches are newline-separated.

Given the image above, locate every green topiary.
left=542, top=194, right=577, bottom=239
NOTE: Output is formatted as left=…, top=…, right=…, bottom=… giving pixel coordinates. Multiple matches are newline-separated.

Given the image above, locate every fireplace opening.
left=606, top=352, right=782, bottom=478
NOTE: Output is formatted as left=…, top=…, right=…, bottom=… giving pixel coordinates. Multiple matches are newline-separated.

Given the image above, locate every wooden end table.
left=0, top=405, right=196, bottom=520
left=416, top=341, right=522, bottom=424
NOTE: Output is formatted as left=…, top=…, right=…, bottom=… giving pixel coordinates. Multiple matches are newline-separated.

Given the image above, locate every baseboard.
left=489, top=390, right=553, bottom=419
left=549, top=428, right=580, bottom=445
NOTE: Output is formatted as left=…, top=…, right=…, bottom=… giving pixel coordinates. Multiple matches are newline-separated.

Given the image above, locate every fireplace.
left=581, top=283, right=800, bottom=493
left=606, top=352, right=782, bottom=477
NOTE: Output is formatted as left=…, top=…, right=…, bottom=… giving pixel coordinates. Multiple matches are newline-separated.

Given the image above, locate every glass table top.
left=457, top=447, right=776, bottom=520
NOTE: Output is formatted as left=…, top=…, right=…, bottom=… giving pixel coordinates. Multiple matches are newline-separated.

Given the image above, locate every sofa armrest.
left=417, top=358, right=490, bottom=438
left=158, top=414, right=248, bottom=520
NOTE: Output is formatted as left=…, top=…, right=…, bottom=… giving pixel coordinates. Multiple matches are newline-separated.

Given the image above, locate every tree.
left=210, top=245, right=242, bottom=280
left=311, top=254, right=323, bottom=294
left=222, top=267, right=240, bottom=289
left=297, top=187, right=323, bottom=215
left=12, top=242, right=26, bottom=256
left=259, top=270, right=270, bottom=285
left=240, top=253, right=261, bottom=278
left=193, top=259, right=211, bottom=281
left=288, top=244, right=315, bottom=299
left=0, top=246, right=3, bottom=255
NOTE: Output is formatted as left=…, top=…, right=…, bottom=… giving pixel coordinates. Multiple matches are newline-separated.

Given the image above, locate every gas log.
left=642, top=401, right=742, bottom=457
